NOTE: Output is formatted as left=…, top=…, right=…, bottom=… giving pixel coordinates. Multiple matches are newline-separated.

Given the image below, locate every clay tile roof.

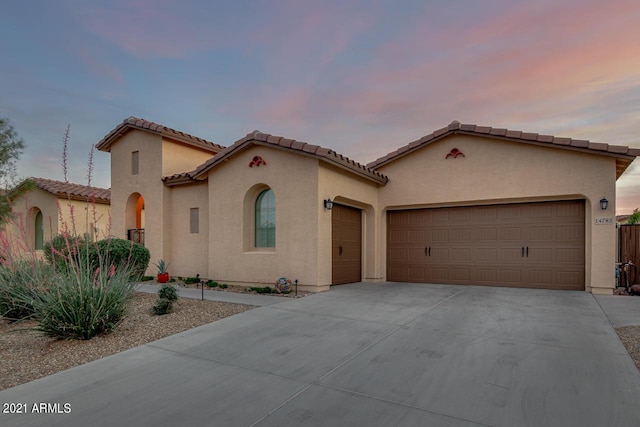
left=164, top=130, right=388, bottom=186
left=537, top=134, right=554, bottom=143
left=366, top=121, right=639, bottom=178
left=490, top=128, right=507, bottom=136
left=29, top=178, right=110, bottom=204
left=570, top=139, right=590, bottom=148
left=96, top=116, right=225, bottom=154
left=551, top=137, right=570, bottom=145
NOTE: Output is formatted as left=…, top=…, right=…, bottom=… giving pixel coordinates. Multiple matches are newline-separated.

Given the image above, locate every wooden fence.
left=619, top=224, right=640, bottom=285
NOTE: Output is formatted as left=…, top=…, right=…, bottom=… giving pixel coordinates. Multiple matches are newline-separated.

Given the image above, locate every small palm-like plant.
left=153, top=259, right=169, bottom=274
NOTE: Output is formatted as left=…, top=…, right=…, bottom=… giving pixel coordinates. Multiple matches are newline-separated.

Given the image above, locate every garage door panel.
left=408, top=231, right=426, bottom=242
left=451, top=228, right=473, bottom=242
left=499, top=269, right=523, bottom=284
left=450, top=268, right=470, bottom=282
left=499, top=247, right=525, bottom=263
left=407, top=267, right=426, bottom=282
left=499, top=227, right=522, bottom=241
left=529, top=269, right=554, bottom=285
left=476, top=247, right=498, bottom=262
left=556, top=248, right=583, bottom=264
left=497, top=205, right=523, bottom=220
left=388, top=247, right=408, bottom=262
left=475, top=268, right=498, bottom=283
left=431, top=209, right=449, bottom=223
left=408, top=247, right=425, bottom=261
left=451, top=248, right=471, bottom=261
left=528, top=226, right=554, bottom=241
left=389, top=230, right=408, bottom=244
left=526, top=247, right=555, bottom=263
left=431, top=229, right=449, bottom=242
left=556, top=225, right=583, bottom=241
left=430, top=247, right=449, bottom=262
left=473, top=227, right=498, bottom=241
left=556, top=271, right=584, bottom=288
left=387, top=200, right=585, bottom=290
left=431, top=268, right=449, bottom=282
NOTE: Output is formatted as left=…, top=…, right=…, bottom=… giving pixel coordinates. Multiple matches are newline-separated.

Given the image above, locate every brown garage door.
left=387, top=200, right=585, bottom=290
left=332, top=204, right=362, bottom=285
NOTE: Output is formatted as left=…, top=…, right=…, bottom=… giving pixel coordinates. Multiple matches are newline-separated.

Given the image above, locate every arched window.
left=34, top=210, right=44, bottom=250
left=255, top=189, right=275, bottom=248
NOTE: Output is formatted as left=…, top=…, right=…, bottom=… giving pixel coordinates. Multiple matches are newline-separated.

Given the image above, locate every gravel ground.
left=616, top=326, right=640, bottom=371
left=0, top=293, right=255, bottom=391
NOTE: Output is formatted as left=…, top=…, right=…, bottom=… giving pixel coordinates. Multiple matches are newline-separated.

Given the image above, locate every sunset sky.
left=1, top=0, right=639, bottom=212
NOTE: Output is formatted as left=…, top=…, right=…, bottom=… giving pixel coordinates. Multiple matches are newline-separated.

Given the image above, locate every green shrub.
left=30, top=262, right=135, bottom=340
left=158, top=284, right=178, bottom=302
left=250, top=286, right=275, bottom=294
left=0, top=260, right=54, bottom=321
left=89, top=238, right=150, bottom=280
left=152, top=298, right=173, bottom=315
left=141, top=276, right=154, bottom=282
left=206, top=280, right=218, bottom=288
left=182, top=276, right=200, bottom=285
left=43, top=234, right=88, bottom=272
left=219, top=284, right=228, bottom=289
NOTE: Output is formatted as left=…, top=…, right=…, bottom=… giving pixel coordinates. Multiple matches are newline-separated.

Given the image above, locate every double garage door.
left=387, top=200, right=585, bottom=290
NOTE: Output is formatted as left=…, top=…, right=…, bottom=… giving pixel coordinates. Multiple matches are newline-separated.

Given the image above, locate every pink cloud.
left=69, top=0, right=220, bottom=58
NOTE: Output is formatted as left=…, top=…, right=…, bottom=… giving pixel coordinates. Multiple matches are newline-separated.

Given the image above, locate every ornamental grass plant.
left=31, top=249, right=136, bottom=340
left=0, top=259, right=53, bottom=321
left=0, top=125, right=148, bottom=339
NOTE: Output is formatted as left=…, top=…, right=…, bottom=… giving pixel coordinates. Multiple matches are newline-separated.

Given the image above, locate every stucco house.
left=97, top=117, right=639, bottom=294
left=2, top=178, right=111, bottom=256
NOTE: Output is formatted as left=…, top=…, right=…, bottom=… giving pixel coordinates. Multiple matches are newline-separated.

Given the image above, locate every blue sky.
left=1, top=0, right=639, bottom=212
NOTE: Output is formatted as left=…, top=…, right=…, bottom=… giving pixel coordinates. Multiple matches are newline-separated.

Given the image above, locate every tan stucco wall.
left=318, top=163, right=381, bottom=287
left=207, top=146, right=320, bottom=289
left=110, top=131, right=168, bottom=274
left=102, top=126, right=623, bottom=294
left=161, top=139, right=215, bottom=177
left=167, top=181, right=209, bottom=278
left=376, top=134, right=618, bottom=293
left=4, top=188, right=110, bottom=256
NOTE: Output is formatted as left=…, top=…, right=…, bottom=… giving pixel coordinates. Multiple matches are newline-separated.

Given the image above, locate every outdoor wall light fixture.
left=600, top=197, right=609, bottom=210
left=323, top=199, right=334, bottom=210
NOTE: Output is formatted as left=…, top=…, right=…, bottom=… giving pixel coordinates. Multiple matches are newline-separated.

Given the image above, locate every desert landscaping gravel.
left=616, top=325, right=640, bottom=371
left=0, top=293, right=255, bottom=391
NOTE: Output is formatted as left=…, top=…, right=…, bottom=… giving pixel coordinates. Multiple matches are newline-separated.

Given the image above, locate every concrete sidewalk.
left=594, top=294, right=640, bottom=327
left=1, top=282, right=640, bottom=426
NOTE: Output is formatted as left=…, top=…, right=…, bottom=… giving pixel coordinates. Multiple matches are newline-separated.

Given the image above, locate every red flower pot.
left=157, top=273, right=169, bottom=283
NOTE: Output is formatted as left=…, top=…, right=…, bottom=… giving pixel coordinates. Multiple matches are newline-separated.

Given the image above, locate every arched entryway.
left=30, top=207, right=44, bottom=250
left=125, top=193, right=145, bottom=245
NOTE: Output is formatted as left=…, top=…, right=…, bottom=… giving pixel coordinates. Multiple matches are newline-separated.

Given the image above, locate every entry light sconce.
left=599, top=197, right=609, bottom=210
left=323, top=199, right=334, bottom=210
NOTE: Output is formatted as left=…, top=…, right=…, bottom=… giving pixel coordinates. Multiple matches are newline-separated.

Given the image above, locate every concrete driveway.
left=1, top=282, right=640, bottom=426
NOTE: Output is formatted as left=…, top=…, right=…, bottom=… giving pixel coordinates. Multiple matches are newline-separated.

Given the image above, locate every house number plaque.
left=594, top=217, right=613, bottom=225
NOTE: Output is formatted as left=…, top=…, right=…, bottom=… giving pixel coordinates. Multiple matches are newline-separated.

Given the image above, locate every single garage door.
left=387, top=200, right=585, bottom=290
left=332, top=204, right=362, bottom=285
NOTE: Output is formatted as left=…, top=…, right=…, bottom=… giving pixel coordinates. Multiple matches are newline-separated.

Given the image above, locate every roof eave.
left=190, top=139, right=388, bottom=185
left=369, top=128, right=639, bottom=171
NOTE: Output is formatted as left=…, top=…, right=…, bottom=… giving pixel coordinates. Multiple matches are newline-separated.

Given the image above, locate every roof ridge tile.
left=367, top=121, right=639, bottom=170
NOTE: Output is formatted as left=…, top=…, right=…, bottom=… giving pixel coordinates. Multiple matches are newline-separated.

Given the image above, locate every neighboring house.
left=97, top=117, right=639, bottom=294
left=617, top=215, right=630, bottom=225
left=3, top=178, right=111, bottom=255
